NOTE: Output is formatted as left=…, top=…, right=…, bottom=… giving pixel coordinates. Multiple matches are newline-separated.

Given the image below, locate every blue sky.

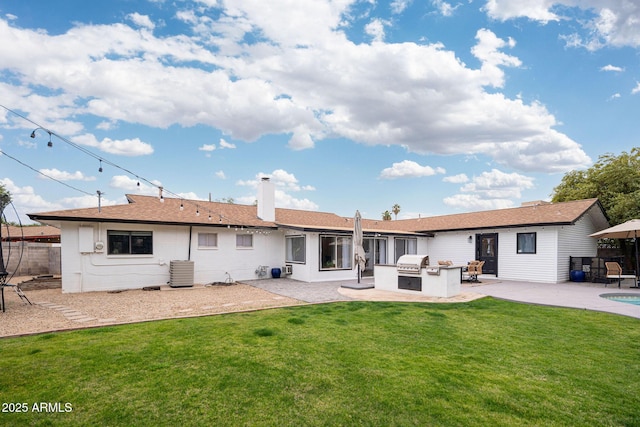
left=0, top=0, right=639, bottom=224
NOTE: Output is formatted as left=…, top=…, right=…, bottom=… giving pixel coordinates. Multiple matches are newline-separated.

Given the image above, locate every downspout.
left=188, top=226, right=192, bottom=261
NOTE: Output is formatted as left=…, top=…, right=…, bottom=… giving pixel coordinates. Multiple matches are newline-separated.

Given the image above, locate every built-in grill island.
left=374, top=255, right=462, bottom=298
left=396, top=255, right=430, bottom=291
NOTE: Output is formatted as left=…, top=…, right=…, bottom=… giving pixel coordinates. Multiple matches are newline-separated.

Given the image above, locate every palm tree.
left=382, top=210, right=392, bottom=221
left=392, top=204, right=401, bottom=220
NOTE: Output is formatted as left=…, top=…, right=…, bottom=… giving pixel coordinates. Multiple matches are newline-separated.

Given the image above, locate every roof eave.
left=27, top=214, right=277, bottom=230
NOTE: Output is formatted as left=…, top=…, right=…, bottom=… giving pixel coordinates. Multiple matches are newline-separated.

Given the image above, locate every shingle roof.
left=28, top=195, right=273, bottom=227
left=27, top=195, right=604, bottom=234
left=388, top=198, right=605, bottom=233
left=2, top=225, right=60, bottom=240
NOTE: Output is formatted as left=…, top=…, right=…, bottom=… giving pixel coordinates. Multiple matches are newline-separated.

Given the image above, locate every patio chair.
left=462, top=260, right=484, bottom=283
left=605, top=262, right=637, bottom=288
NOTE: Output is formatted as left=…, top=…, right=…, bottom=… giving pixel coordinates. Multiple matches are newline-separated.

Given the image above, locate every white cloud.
left=109, top=175, right=161, bottom=195
left=432, top=0, right=459, bottom=17
left=0, top=177, right=59, bottom=223
left=443, top=169, right=535, bottom=210
left=236, top=169, right=317, bottom=209
left=0, top=5, right=591, bottom=174
left=380, top=160, right=446, bottom=179
left=219, top=138, right=236, bottom=149
left=365, top=18, right=388, bottom=42
left=632, top=82, right=640, bottom=95
left=483, top=1, right=640, bottom=49
left=127, top=13, right=155, bottom=30
left=59, top=194, right=120, bottom=209
left=38, top=168, right=96, bottom=182
left=73, top=134, right=154, bottom=156
left=443, top=193, right=515, bottom=211
left=482, top=0, right=562, bottom=23
left=443, top=173, right=469, bottom=184
left=215, top=170, right=226, bottom=179
left=391, top=0, right=413, bottom=14
left=601, top=64, right=624, bottom=72
left=199, top=144, right=216, bottom=152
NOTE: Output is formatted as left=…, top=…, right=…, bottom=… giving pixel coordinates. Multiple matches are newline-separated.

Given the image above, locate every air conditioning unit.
left=169, top=260, right=194, bottom=288
left=283, top=265, right=293, bottom=275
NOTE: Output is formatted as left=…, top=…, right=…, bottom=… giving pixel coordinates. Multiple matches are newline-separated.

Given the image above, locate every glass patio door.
left=363, top=237, right=387, bottom=276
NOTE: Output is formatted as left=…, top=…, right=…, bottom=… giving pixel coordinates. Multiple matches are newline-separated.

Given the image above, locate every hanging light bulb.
left=180, top=202, right=184, bottom=211
left=98, top=160, right=103, bottom=173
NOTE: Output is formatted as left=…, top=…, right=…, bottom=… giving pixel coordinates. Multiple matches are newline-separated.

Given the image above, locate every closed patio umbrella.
left=353, top=210, right=366, bottom=283
left=590, top=219, right=640, bottom=286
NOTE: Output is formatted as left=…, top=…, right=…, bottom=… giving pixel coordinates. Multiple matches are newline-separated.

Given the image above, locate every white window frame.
left=236, top=233, right=253, bottom=249
left=198, top=232, right=218, bottom=249
left=394, top=237, right=417, bottom=263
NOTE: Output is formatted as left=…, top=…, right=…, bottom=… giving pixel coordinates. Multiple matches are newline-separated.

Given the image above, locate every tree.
left=551, top=148, right=640, bottom=226
left=382, top=210, right=392, bottom=221
left=392, top=204, right=401, bottom=220
left=0, top=183, right=11, bottom=222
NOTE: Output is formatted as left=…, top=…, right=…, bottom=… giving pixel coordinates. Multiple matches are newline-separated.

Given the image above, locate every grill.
left=397, top=255, right=429, bottom=291
left=396, top=255, right=430, bottom=275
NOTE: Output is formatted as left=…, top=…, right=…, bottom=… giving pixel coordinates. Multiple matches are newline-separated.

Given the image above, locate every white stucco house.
left=28, top=178, right=609, bottom=293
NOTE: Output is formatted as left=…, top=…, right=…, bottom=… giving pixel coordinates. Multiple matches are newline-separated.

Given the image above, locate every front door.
left=476, top=233, right=498, bottom=275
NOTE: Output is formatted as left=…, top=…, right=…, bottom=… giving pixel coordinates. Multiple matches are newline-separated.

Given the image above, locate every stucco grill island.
left=374, top=255, right=463, bottom=298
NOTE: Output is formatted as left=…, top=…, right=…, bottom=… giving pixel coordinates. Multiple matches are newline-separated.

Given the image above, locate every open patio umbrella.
left=590, top=219, right=640, bottom=287
left=353, top=210, right=366, bottom=283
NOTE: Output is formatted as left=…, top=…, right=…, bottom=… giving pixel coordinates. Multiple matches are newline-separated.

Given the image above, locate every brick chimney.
left=257, top=177, right=275, bottom=221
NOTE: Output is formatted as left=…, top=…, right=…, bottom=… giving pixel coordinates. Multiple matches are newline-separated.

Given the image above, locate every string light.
left=30, top=127, right=53, bottom=147
left=1, top=104, right=241, bottom=225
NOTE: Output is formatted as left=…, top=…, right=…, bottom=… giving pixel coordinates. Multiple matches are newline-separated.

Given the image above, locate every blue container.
left=570, top=270, right=585, bottom=282
left=271, top=268, right=281, bottom=279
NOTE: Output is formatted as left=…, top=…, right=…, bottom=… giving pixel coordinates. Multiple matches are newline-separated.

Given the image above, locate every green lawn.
left=1, top=298, right=639, bottom=426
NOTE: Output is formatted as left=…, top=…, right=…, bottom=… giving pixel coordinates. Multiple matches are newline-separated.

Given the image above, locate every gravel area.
left=0, top=281, right=303, bottom=338
left=0, top=277, right=485, bottom=338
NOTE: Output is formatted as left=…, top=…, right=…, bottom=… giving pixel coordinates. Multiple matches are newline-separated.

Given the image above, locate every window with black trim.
left=107, top=230, right=153, bottom=255
left=517, top=232, right=536, bottom=254
left=320, top=235, right=352, bottom=270
left=286, top=235, right=305, bottom=263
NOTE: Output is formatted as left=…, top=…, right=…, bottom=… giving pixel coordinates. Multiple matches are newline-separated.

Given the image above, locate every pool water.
left=601, top=294, right=640, bottom=306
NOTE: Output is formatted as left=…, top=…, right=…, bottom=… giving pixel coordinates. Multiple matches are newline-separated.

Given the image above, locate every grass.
left=1, top=298, right=639, bottom=426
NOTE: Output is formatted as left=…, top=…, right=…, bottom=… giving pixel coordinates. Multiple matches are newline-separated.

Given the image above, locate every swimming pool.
left=600, top=293, right=640, bottom=306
